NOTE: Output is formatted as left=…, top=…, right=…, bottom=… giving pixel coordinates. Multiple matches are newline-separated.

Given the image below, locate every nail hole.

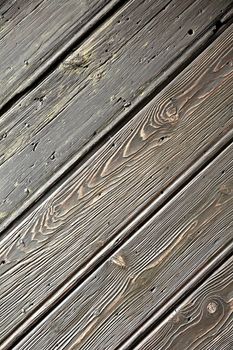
left=50, top=152, right=56, bottom=160
left=32, top=142, right=38, bottom=151
left=188, top=29, right=194, bottom=35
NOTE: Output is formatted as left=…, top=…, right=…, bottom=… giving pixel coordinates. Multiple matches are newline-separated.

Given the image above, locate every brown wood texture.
left=0, top=0, right=121, bottom=108
left=13, top=142, right=233, bottom=350
left=0, top=0, right=231, bottom=231
left=0, top=23, right=233, bottom=348
left=135, top=256, right=233, bottom=350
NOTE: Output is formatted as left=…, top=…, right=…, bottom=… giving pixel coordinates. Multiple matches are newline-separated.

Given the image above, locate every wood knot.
left=172, top=313, right=180, bottom=324
left=219, top=184, right=232, bottom=195
left=207, top=301, right=218, bottom=314
left=62, top=51, right=91, bottom=71
left=111, top=254, right=126, bottom=268
left=155, top=99, right=179, bottom=127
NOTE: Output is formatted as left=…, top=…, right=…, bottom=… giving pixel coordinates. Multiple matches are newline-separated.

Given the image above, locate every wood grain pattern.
left=13, top=143, right=233, bottom=350
left=0, top=0, right=231, bottom=230
left=0, top=0, right=121, bottom=108
left=0, top=23, right=233, bottom=347
left=135, top=256, right=233, bottom=350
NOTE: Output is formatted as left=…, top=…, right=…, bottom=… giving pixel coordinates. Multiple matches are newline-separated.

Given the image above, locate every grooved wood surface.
left=14, top=143, right=233, bottom=350
left=0, top=23, right=233, bottom=346
left=0, top=0, right=231, bottom=230
left=135, top=256, right=233, bottom=350
left=0, top=0, right=119, bottom=108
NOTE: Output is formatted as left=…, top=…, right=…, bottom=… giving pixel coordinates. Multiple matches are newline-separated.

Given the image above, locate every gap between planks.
left=1, top=132, right=233, bottom=350
left=132, top=254, right=233, bottom=350
left=12, top=141, right=233, bottom=350
left=0, top=0, right=126, bottom=111
left=118, top=240, right=233, bottom=349
left=0, top=4, right=232, bottom=235
left=0, top=19, right=233, bottom=347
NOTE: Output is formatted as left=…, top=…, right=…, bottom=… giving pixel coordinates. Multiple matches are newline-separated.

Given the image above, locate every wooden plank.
left=0, top=0, right=231, bottom=230
left=134, top=256, right=233, bottom=350
left=0, top=23, right=233, bottom=348
left=13, top=142, right=233, bottom=350
left=0, top=0, right=122, bottom=108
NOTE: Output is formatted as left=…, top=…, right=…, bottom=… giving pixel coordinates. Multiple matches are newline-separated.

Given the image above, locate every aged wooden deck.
left=0, top=1, right=232, bottom=349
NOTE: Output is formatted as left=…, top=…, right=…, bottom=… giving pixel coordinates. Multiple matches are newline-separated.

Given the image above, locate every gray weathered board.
left=0, top=22, right=233, bottom=348
left=13, top=142, right=233, bottom=350
left=0, top=0, right=231, bottom=231
left=135, top=256, right=233, bottom=350
left=0, top=0, right=121, bottom=108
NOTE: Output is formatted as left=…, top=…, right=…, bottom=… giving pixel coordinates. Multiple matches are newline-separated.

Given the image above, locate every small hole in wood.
left=50, top=152, right=56, bottom=160
left=188, top=29, right=194, bottom=35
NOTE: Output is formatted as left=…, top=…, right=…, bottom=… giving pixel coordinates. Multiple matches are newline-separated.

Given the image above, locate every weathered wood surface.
left=0, top=0, right=121, bottom=108
left=13, top=143, right=233, bottom=350
left=0, top=23, right=233, bottom=348
left=135, top=256, right=233, bottom=350
left=0, top=0, right=231, bottom=231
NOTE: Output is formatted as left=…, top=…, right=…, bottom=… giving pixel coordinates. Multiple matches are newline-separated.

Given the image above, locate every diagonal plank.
left=0, top=22, right=233, bottom=348
left=0, top=0, right=122, bottom=108
left=134, top=256, right=233, bottom=350
left=13, top=141, right=233, bottom=350
left=0, top=0, right=231, bottom=231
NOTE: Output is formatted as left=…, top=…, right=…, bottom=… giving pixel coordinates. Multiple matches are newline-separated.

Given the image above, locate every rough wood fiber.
left=0, top=0, right=231, bottom=230
left=0, top=0, right=120, bottom=108
left=13, top=143, right=233, bottom=350
left=0, top=23, right=233, bottom=347
left=135, top=257, right=233, bottom=350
